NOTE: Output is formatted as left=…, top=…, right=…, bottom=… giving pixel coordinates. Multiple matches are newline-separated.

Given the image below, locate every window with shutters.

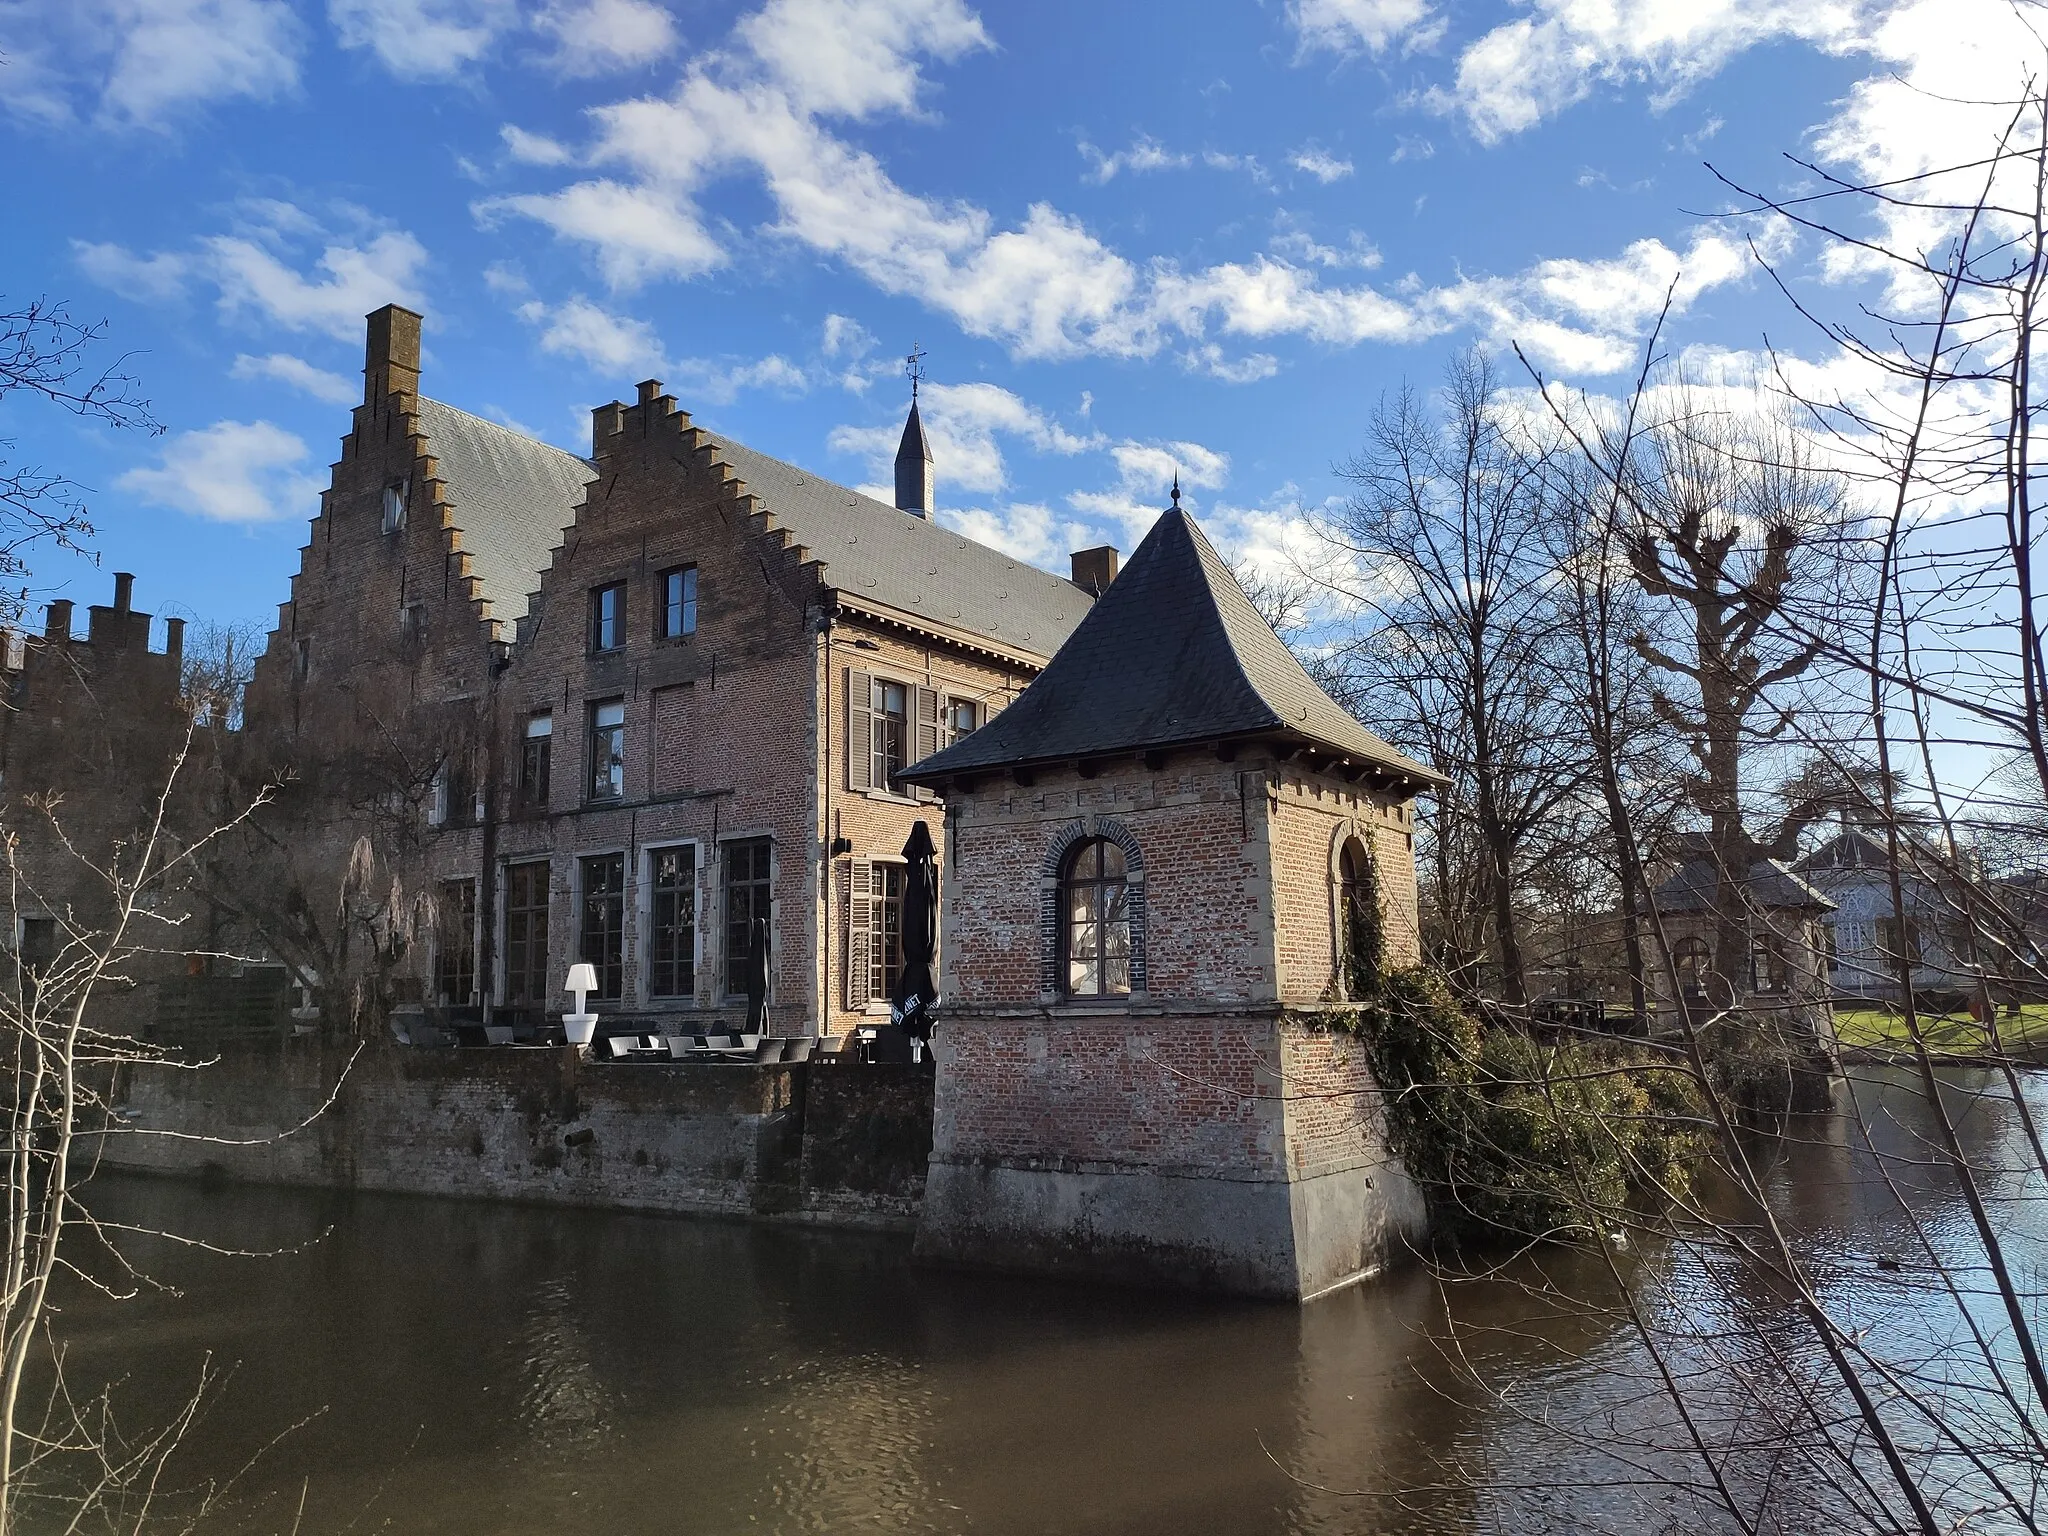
left=844, top=860, right=906, bottom=1010
left=846, top=669, right=940, bottom=797
left=579, top=853, right=626, bottom=1001
left=435, top=879, right=477, bottom=1005
left=504, top=861, right=550, bottom=1005
left=723, top=838, right=772, bottom=999
left=587, top=699, right=625, bottom=801
left=649, top=845, right=696, bottom=1000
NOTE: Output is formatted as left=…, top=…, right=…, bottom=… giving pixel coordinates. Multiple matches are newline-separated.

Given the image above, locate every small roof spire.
left=1170, top=471, right=1181, bottom=508
left=905, top=340, right=926, bottom=403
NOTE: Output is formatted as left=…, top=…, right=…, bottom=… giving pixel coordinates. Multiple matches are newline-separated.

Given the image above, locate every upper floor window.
left=659, top=565, right=698, bottom=639
left=401, top=602, right=427, bottom=642
left=588, top=699, right=625, bottom=801
left=293, top=636, right=312, bottom=681
left=381, top=480, right=407, bottom=534
left=847, top=670, right=941, bottom=796
left=873, top=679, right=908, bottom=785
left=590, top=582, right=625, bottom=653
left=944, top=697, right=979, bottom=747
left=1062, top=837, right=1131, bottom=998
left=521, top=713, right=552, bottom=806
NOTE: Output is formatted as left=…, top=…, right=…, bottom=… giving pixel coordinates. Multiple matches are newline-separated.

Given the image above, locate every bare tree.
left=0, top=300, right=160, bottom=629
left=1310, top=350, right=1584, bottom=1004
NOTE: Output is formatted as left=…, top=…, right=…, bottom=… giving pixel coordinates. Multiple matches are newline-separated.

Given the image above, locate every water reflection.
left=40, top=1065, right=2047, bottom=1535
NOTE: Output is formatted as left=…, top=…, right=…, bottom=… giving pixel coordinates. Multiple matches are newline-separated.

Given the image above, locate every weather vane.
left=905, top=341, right=926, bottom=403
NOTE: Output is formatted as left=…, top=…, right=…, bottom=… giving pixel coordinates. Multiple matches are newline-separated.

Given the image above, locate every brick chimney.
left=112, top=571, right=133, bottom=612
left=1070, top=545, right=1119, bottom=596
left=43, top=599, right=72, bottom=642
left=165, top=616, right=185, bottom=665
left=364, top=304, right=423, bottom=405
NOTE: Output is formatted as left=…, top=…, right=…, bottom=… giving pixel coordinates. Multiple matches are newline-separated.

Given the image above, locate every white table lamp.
left=563, top=963, right=600, bottom=1046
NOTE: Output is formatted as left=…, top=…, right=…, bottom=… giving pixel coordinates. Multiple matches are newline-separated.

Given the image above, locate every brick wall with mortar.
left=98, top=1040, right=934, bottom=1229
left=472, top=383, right=1053, bottom=1034
left=917, top=749, right=1428, bottom=1298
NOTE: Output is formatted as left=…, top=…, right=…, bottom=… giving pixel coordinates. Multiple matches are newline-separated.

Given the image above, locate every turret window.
left=1062, top=837, right=1131, bottom=997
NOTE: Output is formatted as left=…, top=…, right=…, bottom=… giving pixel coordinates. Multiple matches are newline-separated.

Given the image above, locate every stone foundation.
left=912, top=1007, right=1425, bottom=1299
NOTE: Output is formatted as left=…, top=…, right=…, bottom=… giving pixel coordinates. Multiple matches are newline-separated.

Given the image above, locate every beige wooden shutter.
left=847, top=669, right=872, bottom=791
left=913, top=686, right=939, bottom=800
left=844, top=859, right=873, bottom=1009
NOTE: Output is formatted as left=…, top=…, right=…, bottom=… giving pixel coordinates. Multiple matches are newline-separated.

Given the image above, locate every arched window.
left=1338, top=836, right=1382, bottom=998
left=1672, top=936, right=1711, bottom=993
left=1062, top=837, right=1131, bottom=997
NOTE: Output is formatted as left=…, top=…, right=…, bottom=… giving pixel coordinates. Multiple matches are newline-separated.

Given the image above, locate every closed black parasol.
left=891, top=820, right=940, bottom=1039
left=743, top=916, right=771, bottom=1034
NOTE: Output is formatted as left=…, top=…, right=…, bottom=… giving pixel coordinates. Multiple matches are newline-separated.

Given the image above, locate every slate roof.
left=707, top=436, right=1094, bottom=660
left=417, top=398, right=595, bottom=628
left=1652, top=856, right=1836, bottom=913
left=898, top=504, right=1439, bottom=787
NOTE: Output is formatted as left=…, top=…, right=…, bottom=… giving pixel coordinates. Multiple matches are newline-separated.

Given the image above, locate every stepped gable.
left=415, top=398, right=596, bottom=629
left=901, top=503, right=1438, bottom=788
left=705, top=434, right=1094, bottom=660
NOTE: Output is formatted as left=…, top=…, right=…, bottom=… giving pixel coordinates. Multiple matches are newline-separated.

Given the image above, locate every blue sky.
left=0, top=0, right=2006, bottom=639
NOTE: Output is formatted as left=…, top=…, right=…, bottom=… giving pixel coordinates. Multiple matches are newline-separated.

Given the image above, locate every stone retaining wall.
left=95, top=1040, right=934, bottom=1230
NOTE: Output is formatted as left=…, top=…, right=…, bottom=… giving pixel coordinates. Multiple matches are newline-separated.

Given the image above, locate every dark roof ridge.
left=901, top=504, right=1437, bottom=787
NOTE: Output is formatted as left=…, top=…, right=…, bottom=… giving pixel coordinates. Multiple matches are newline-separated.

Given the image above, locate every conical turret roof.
left=900, top=504, right=1438, bottom=789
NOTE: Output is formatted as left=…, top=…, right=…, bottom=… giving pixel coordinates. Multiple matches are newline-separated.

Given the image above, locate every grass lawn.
left=1834, top=1001, right=2048, bottom=1056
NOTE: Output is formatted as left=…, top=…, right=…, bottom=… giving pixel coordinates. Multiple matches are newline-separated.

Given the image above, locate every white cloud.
left=938, top=501, right=1098, bottom=567
left=77, top=209, right=428, bottom=340
left=1070, top=439, right=1231, bottom=545
left=1289, top=0, right=1441, bottom=57
left=1080, top=135, right=1191, bottom=183
left=533, top=0, right=677, bottom=76
left=1390, top=134, right=1434, bottom=163
left=0, top=0, right=303, bottom=128
left=1269, top=226, right=1381, bottom=270
left=821, top=313, right=874, bottom=359
left=1183, top=345, right=1281, bottom=383
left=1288, top=145, right=1354, bottom=183
left=483, top=179, right=724, bottom=287
left=492, top=0, right=1764, bottom=379
left=117, top=419, right=322, bottom=524
left=665, top=352, right=809, bottom=404
left=502, top=124, right=576, bottom=166
left=72, top=241, right=194, bottom=301
left=518, top=295, right=669, bottom=374
left=734, top=0, right=988, bottom=120
left=230, top=352, right=358, bottom=404
left=205, top=229, right=429, bottom=339
left=329, top=0, right=519, bottom=80
left=1437, top=0, right=1869, bottom=144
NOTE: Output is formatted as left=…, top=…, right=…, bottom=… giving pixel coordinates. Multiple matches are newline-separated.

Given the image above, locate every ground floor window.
left=723, top=838, right=772, bottom=998
left=436, top=878, right=476, bottom=1004
left=580, top=853, right=626, bottom=1001
left=846, top=860, right=904, bottom=1009
left=505, top=861, right=550, bottom=1005
left=1672, top=935, right=1711, bottom=994
left=649, top=845, right=696, bottom=1000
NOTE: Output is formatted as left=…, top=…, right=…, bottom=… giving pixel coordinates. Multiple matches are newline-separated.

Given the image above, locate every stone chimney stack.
left=895, top=400, right=934, bottom=519
left=364, top=304, right=423, bottom=405
left=165, top=617, right=185, bottom=665
left=112, top=572, right=133, bottom=613
left=44, top=600, right=72, bottom=642
left=1070, top=545, right=1119, bottom=596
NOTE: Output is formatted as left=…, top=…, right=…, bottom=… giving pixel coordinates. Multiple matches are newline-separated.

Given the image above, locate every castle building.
left=240, top=306, right=1096, bottom=1039
left=899, top=496, right=1439, bottom=1298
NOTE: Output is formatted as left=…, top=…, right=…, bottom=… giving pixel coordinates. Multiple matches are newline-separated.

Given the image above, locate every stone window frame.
left=641, top=839, right=702, bottom=1006
left=1326, top=821, right=1381, bottom=1001
left=1038, top=817, right=1147, bottom=1002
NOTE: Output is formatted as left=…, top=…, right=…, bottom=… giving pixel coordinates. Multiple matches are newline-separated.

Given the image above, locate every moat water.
left=46, top=1067, right=2048, bottom=1535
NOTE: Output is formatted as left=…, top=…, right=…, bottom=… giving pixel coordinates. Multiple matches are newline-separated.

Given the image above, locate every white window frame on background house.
left=642, top=841, right=701, bottom=1006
